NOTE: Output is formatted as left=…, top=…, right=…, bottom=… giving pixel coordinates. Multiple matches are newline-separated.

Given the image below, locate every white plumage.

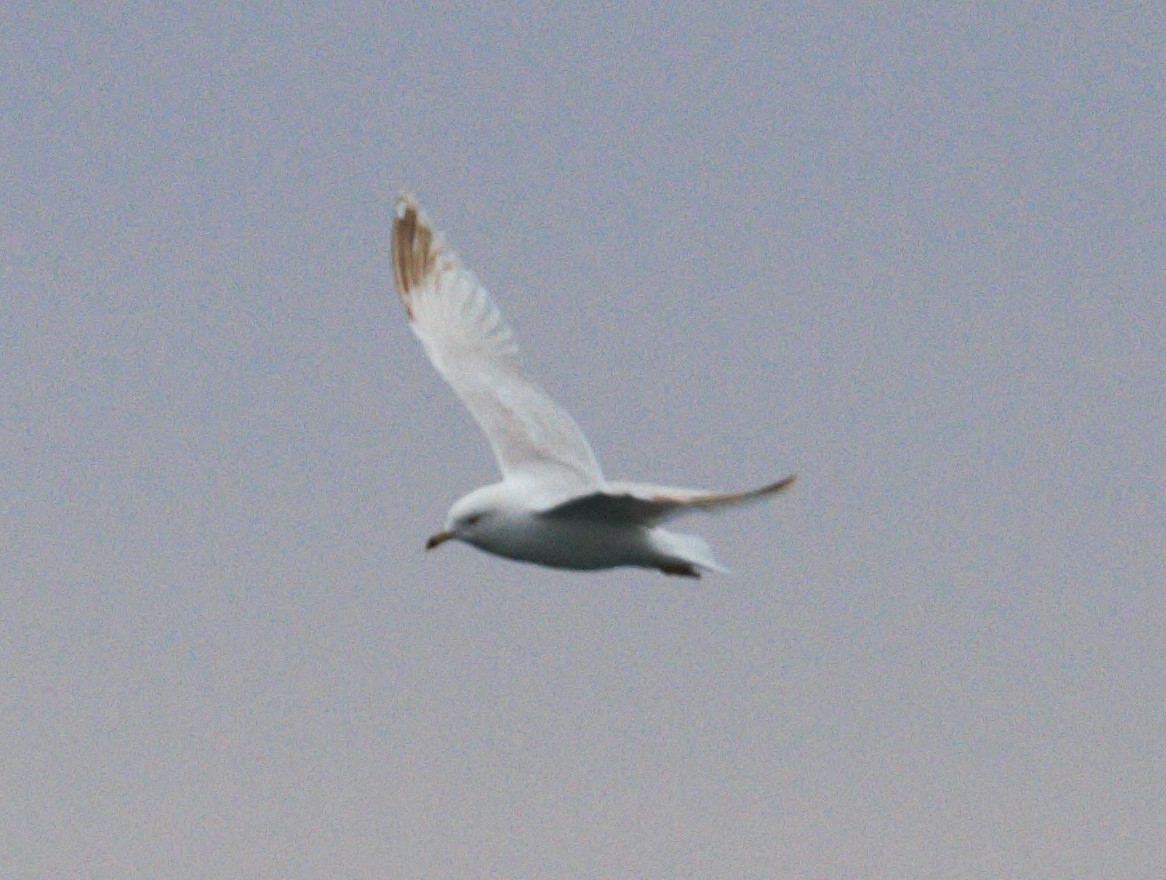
left=392, top=194, right=794, bottom=577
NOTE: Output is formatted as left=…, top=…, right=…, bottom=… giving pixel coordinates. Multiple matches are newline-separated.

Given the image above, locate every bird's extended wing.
left=392, top=194, right=603, bottom=491
left=539, top=474, right=796, bottom=524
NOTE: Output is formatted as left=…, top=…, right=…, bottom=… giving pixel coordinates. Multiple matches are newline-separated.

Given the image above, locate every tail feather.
left=651, top=528, right=729, bottom=577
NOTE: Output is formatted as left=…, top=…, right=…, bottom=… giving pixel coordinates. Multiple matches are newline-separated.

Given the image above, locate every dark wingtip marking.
left=761, top=473, right=797, bottom=495
left=391, top=193, right=438, bottom=320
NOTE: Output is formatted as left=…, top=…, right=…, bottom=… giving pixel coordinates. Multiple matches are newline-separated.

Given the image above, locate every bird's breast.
left=467, top=513, right=656, bottom=571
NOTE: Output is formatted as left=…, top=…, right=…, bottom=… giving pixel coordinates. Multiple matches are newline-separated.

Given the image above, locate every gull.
left=392, top=194, right=795, bottom=577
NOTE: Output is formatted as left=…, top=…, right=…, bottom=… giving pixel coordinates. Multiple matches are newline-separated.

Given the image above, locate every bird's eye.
left=463, top=514, right=482, bottom=527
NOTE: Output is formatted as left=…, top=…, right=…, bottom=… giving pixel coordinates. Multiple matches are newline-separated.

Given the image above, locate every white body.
left=468, top=513, right=719, bottom=573
left=443, top=483, right=726, bottom=574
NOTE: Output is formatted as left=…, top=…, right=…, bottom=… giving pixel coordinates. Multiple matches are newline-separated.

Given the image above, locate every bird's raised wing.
left=392, top=194, right=603, bottom=491
left=539, top=474, right=796, bottom=525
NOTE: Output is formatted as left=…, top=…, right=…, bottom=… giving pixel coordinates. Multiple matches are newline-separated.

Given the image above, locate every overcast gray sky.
left=3, top=5, right=1164, bottom=878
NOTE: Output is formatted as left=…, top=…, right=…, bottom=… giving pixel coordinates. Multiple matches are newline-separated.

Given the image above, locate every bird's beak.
left=425, top=529, right=454, bottom=551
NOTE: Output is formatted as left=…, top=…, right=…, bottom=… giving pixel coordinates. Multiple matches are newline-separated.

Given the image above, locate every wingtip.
left=762, top=473, right=797, bottom=495
left=391, top=192, right=438, bottom=317
left=394, top=191, right=419, bottom=219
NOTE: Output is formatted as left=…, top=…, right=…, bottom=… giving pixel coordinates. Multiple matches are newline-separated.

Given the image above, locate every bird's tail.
left=651, top=528, right=730, bottom=577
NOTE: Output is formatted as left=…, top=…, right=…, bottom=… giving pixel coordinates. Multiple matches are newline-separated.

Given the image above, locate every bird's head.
left=425, top=484, right=511, bottom=551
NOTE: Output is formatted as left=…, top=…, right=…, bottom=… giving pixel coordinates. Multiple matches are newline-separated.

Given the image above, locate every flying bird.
left=392, top=194, right=794, bottom=577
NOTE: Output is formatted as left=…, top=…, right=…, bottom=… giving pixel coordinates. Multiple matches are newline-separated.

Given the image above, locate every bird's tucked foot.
left=659, top=563, right=701, bottom=578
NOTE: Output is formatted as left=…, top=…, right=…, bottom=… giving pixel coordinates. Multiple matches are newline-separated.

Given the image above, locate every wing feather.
left=540, top=474, right=795, bottom=524
left=392, top=195, right=603, bottom=490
